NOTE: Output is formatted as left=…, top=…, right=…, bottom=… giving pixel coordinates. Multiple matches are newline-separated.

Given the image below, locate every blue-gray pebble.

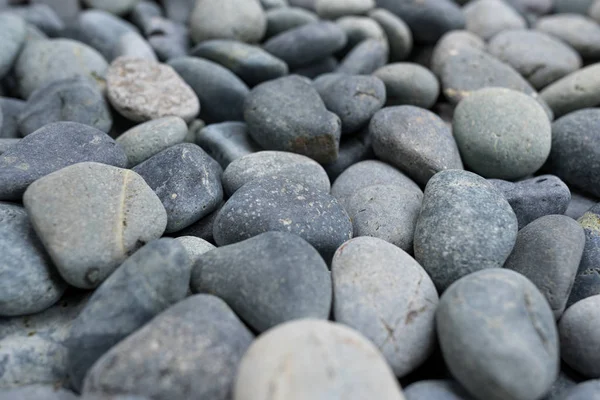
left=562, top=380, right=600, bottom=400
left=336, top=38, right=388, bottom=75
left=568, top=204, right=600, bottom=307
left=0, top=14, right=26, bottom=79
left=322, top=128, right=374, bottom=180
left=404, top=380, right=476, bottom=400
left=373, top=63, right=440, bottom=109
left=265, top=6, right=319, bottom=38
left=196, top=122, right=261, bottom=168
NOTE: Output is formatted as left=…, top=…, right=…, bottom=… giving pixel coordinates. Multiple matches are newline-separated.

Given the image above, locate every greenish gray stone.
left=369, top=8, right=412, bottom=61
left=0, top=14, right=26, bottom=80
left=464, top=0, right=526, bottom=40
left=536, top=14, right=600, bottom=59
left=374, top=63, right=439, bottom=108
left=265, top=6, right=319, bottom=38
left=554, top=0, right=595, bottom=13
left=540, top=64, right=600, bottom=117
left=196, top=122, right=261, bottom=168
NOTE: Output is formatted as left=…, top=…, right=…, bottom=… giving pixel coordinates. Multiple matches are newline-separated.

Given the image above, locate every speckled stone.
left=488, top=30, right=583, bottom=90
left=568, top=204, right=600, bottom=307
left=83, top=0, right=140, bottom=16
left=169, top=57, right=250, bottom=123
left=559, top=295, right=600, bottom=378
left=222, top=151, right=330, bottom=196
left=133, top=143, right=223, bottom=233
left=414, top=170, right=518, bottom=291
left=430, top=30, right=485, bottom=77
left=0, top=385, right=78, bottom=400
left=373, top=63, right=439, bottom=109
left=0, top=202, right=66, bottom=317
left=404, top=380, right=476, bottom=400
left=23, top=162, right=167, bottom=289
left=265, top=6, right=319, bottom=38
left=83, top=295, right=254, bottom=400
left=190, top=40, right=288, bottom=87
left=437, top=269, right=559, bottom=400
left=214, top=175, right=352, bottom=261
left=540, top=64, right=600, bottom=118
left=18, top=77, right=113, bottom=136
left=489, top=175, right=571, bottom=229
left=244, top=75, right=341, bottom=164
left=114, top=31, right=157, bottom=61
left=562, top=380, right=600, bottom=400
left=337, top=38, right=389, bottom=75
left=195, top=122, right=260, bottom=168
left=369, top=9, right=412, bottom=61
left=464, top=0, right=526, bottom=40
left=0, top=14, right=26, bottom=80
left=116, top=117, right=188, bottom=168
left=536, top=14, right=600, bottom=60
left=336, top=16, right=386, bottom=55
left=0, top=122, right=128, bottom=200
left=453, top=87, right=551, bottom=180
left=0, top=97, right=25, bottom=139
left=322, top=128, right=374, bottom=180
left=315, top=0, right=374, bottom=19
left=370, top=106, right=463, bottom=186
left=174, top=236, right=215, bottom=263
left=107, top=57, right=199, bottom=123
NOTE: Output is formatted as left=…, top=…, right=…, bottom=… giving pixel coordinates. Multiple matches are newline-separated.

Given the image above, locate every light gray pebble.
left=0, top=97, right=25, bottom=139
left=540, top=64, right=600, bottom=118
left=463, top=0, right=526, bottom=40
left=260, top=0, right=288, bottom=9
left=336, top=38, right=388, bottom=75
left=374, top=63, right=439, bottom=108
left=114, top=31, right=157, bottom=61
left=196, top=122, right=261, bottom=169
left=404, top=380, right=476, bottom=400
left=369, top=8, right=412, bottom=61
left=265, top=6, right=319, bottom=38
left=0, top=14, right=26, bottom=80
left=562, top=380, right=600, bottom=400
left=174, top=236, right=215, bottom=263
left=536, top=14, right=600, bottom=60
left=315, top=0, right=374, bottom=19
left=0, top=385, right=78, bottom=400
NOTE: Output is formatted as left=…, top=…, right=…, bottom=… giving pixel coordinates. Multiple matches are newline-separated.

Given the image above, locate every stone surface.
left=0, top=14, right=26, bottom=80
left=174, top=236, right=215, bottom=263
left=563, top=380, right=600, bottom=400
left=23, top=162, right=167, bottom=289
left=414, top=170, right=518, bottom=291
left=437, top=269, right=559, bottom=400
left=463, top=0, right=526, bottom=40
left=114, top=31, right=157, bottom=61
left=568, top=204, right=600, bottom=307
left=107, top=57, right=199, bottom=123
left=369, top=8, right=412, bottom=61
left=83, top=295, right=254, bottom=400
left=336, top=38, right=389, bottom=75
left=0, top=139, right=19, bottom=155
left=0, top=122, right=128, bottom=200
left=265, top=6, right=319, bottom=38
left=404, top=380, right=475, bottom=400
left=233, top=319, right=405, bottom=400
left=0, top=97, right=26, bottom=139
left=293, top=56, right=339, bottom=77
left=316, top=0, right=374, bottom=19
left=566, top=192, right=598, bottom=220
left=373, top=63, right=439, bottom=109
left=174, top=202, right=222, bottom=244
left=336, top=16, right=386, bottom=55
left=536, top=14, right=600, bottom=60
left=540, top=64, right=600, bottom=118
left=323, top=128, right=374, bottom=180
left=0, top=385, right=78, bottom=400
left=430, top=30, right=485, bottom=77
left=83, top=0, right=140, bottom=16
left=196, top=122, right=261, bottom=168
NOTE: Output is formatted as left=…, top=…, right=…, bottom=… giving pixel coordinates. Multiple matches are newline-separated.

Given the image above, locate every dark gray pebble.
left=265, top=6, right=319, bottom=38
left=0, top=97, right=25, bottom=139
left=404, top=380, right=476, bottom=400
left=322, top=128, right=374, bottom=180
left=568, top=204, right=600, bottom=307
left=336, top=38, right=388, bottom=75
left=373, top=63, right=440, bottom=108
left=196, top=122, right=261, bottom=168
left=293, top=56, right=338, bottom=78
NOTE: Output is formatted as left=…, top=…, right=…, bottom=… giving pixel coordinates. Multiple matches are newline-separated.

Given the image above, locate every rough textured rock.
left=0, top=14, right=27, bottom=80
left=540, top=64, right=600, bottom=118
left=196, top=122, right=261, bottom=169
left=463, top=0, right=526, bottom=40
left=569, top=204, right=600, bottom=307
left=373, top=63, right=439, bottom=109
left=369, top=8, right=412, bottom=61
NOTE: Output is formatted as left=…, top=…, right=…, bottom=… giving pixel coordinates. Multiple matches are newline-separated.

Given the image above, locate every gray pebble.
left=196, top=122, right=260, bottom=169
left=0, top=139, right=19, bottom=154
left=0, top=97, right=25, bottom=139
left=174, top=236, right=215, bottom=263
left=18, top=77, right=112, bottom=136
left=316, top=0, right=374, bottom=19
left=130, top=1, right=162, bottom=33
left=214, top=175, right=352, bottom=261
left=563, top=380, right=600, bottom=400
left=222, top=150, right=330, bottom=196
left=453, top=87, right=551, bottom=180
left=31, top=0, right=80, bottom=24
left=114, top=31, right=157, bottom=61
left=293, top=56, right=339, bottom=78
left=414, top=170, right=518, bottom=291
left=374, top=63, right=439, bottom=108
left=591, top=1, right=600, bottom=23
left=23, top=162, right=167, bottom=289
left=265, top=6, right=319, bottom=38
left=0, top=385, right=78, bottom=400
left=147, top=20, right=189, bottom=62
left=67, top=238, right=191, bottom=391
left=7, top=4, right=64, bottom=37
left=463, top=0, right=526, bottom=40
left=370, top=106, right=463, bottom=186
left=289, top=0, right=317, bottom=9
left=244, top=75, right=341, bottom=163
left=322, top=128, right=374, bottom=180
left=133, top=143, right=223, bottom=233
left=168, top=57, right=250, bottom=123
left=536, top=14, right=600, bottom=60
left=430, top=30, right=485, bottom=77
left=554, top=0, right=595, bottom=14
left=404, top=380, right=476, bottom=400
left=0, top=14, right=26, bottom=80
left=566, top=191, right=598, bottom=220
left=0, top=122, right=127, bottom=200
left=540, top=64, right=600, bottom=118
left=336, top=38, right=388, bottom=74
left=336, top=16, right=386, bottom=55
left=369, top=8, right=413, bottom=61
left=162, top=0, right=194, bottom=23
left=489, top=175, right=571, bottom=229
left=542, top=371, right=579, bottom=400
left=83, top=295, right=254, bottom=400
left=569, top=204, right=600, bottom=307
left=261, top=0, right=288, bottom=8
left=174, top=202, right=222, bottom=243
left=83, top=0, right=140, bottom=16
left=437, top=269, right=559, bottom=400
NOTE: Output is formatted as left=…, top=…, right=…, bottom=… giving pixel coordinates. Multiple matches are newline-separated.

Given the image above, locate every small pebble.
left=174, top=236, right=215, bottom=263
left=373, top=63, right=440, bottom=109
left=336, top=38, right=389, bottom=75
left=463, top=0, right=527, bottom=40
left=0, top=14, right=27, bottom=80
left=265, top=6, right=319, bottom=38
left=568, top=204, right=600, bottom=307
left=404, top=380, right=475, bottom=400
left=536, top=14, right=600, bottom=60
left=196, top=122, right=260, bottom=168
left=369, top=8, right=413, bottom=62
left=540, top=64, right=600, bottom=118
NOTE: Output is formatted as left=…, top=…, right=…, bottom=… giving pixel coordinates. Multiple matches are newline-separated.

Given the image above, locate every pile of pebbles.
left=1, top=0, right=600, bottom=399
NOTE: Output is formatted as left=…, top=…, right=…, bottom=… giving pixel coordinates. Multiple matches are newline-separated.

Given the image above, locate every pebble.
left=536, top=14, right=600, bottom=60
left=554, top=0, right=596, bottom=14
left=0, top=14, right=26, bottom=80
left=168, top=57, right=250, bottom=123
left=162, top=0, right=194, bottom=23
left=314, top=73, right=386, bottom=134
left=563, top=380, right=600, bottom=400
left=23, top=162, right=167, bottom=289
left=214, top=175, right=352, bottom=261
left=566, top=191, right=598, bottom=220
left=436, top=269, right=559, bottom=400
left=189, top=0, right=266, bottom=44
left=369, top=8, right=413, bottom=61
left=315, top=0, right=375, bottom=19
left=370, top=106, right=463, bottom=186
left=174, top=236, right=215, bottom=263
left=489, top=175, right=571, bottom=229
left=18, top=77, right=113, bottom=136
left=0, top=122, right=127, bottom=200
left=116, top=116, right=188, bottom=168
left=222, top=150, right=330, bottom=196
left=106, top=57, right=200, bottom=123
left=8, top=4, right=64, bottom=37
left=83, top=0, right=140, bottom=16
left=373, top=63, right=440, bottom=109
left=190, top=40, right=289, bottom=87
left=463, top=0, right=526, bottom=40
left=130, top=1, right=162, bottom=32
left=294, top=56, right=339, bottom=77
left=66, top=238, right=191, bottom=390
left=414, top=170, right=518, bottom=291
left=452, top=87, right=551, bottom=180
left=0, top=385, right=78, bottom=400
left=114, top=31, right=157, bottom=61
left=336, top=38, right=389, bottom=75
left=261, top=0, right=288, bottom=9
left=559, top=295, right=600, bottom=378
left=568, top=204, right=600, bottom=307
left=82, top=295, right=254, bottom=400
left=404, top=380, right=476, bottom=400
left=196, top=122, right=260, bottom=168
left=147, top=20, right=189, bottom=61
left=0, top=97, right=25, bottom=139
left=243, top=75, right=341, bottom=163
left=592, top=1, right=600, bottom=22
left=265, top=6, right=319, bottom=38
left=336, top=16, right=386, bottom=55
left=0, top=139, right=19, bottom=154
left=174, top=202, right=222, bottom=243
left=0, top=202, right=66, bottom=317
left=323, top=128, right=373, bottom=180
left=430, top=30, right=485, bottom=77
left=540, top=64, right=600, bottom=118
left=289, top=0, right=317, bottom=10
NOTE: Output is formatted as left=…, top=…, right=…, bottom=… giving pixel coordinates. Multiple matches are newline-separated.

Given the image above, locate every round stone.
left=0, top=14, right=26, bottom=80
left=431, top=30, right=485, bottom=77
left=369, top=8, right=413, bottom=62
left=540, top=64, right=600, bottom=118
left=463, top=0, right=526, bottom=40
left=536, top=14, right=600, bottom=59
left=373, top=63, right=440, bottom=109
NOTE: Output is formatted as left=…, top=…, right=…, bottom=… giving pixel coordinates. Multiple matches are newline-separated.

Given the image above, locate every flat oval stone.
left=323, top=128, right=374, bottom=180
left=23, top=162, right=167, bottom=289
left=430, top=30, right=485, bottom=77
left=453, top=87, right=551, bottom=180
left=107, top=57, right=199, bottom=123
left=373, top=63, right=439, bottom=109
left=437, top=269, right=559, bottom=400
left=0, top=122, right=128, bottom=200
left=463, top=0, right=526, bottom=40
left=83, top=295, right=254, bottom=400
left=175, top=236, right=215, bottom=263
left=66, top=238, right=191, bottom=391
left=559, top=295, right=600, bottom=378
left=0, top=385, right=78, bottom=400
left=190, top=40, right=288, bottom=87
left=370, top=106, right=463, bottom=186
left=222, top=150, right=330, bottom=196
left=488, top=30, right=583, bottom=90
left=190, top=0, right=266, bottom=44
left=18, top=77, right=113, bottom=136
left=214, top=175, right=352, bottom=261
left=233, top=319, right=405, bottom=400
left=315, top=73, right=386, bottom=134
left=265, top=6, right=319, bottom=38
left=316, top=0, right=375, bottom=19
left=336, top=38, right=389, bottom=75
left=536, top=14, right=600, bottom=60
left=414, top=170, right=518, bottom=291
left=0, top=14, right=26, bottom=80
left=192, top=231, right=331, bottom=332
left=83, top=0, right=139, bottom=16
left=0, top=97, right=25, bottom=139
left=540, top=64, right=600, bottom=118
left=116, top=116, right=188, bottom=168
left=133, top=143, right=223, bottom=233
left=169, top=57, right=250, bottom=123
left=568, top=204, right=600, bottom=307
left=332, top=237, right=438, bottom=376
left=369, top=8, right=412, bottom=61
left=263, top=21, right=347, bottom=69
left=563, top=380, right=600, bottom=400
left=566, top=191, right=598, bottom=220
left=489, top=175, right=571, bottom=229
left=336, top=16, right=386, bottom=55
left=0, top=202, right=66, bottom=317
left=196, top=122, right=260, bottom=168
left=244, top=75, right=341, bottom=163
left=504, top=215, right=585, bottom=319
left=404, top=380, right=476, bottom=400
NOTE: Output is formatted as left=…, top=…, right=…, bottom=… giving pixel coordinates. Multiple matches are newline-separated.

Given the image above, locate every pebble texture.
left=437, top=269, right=560, bottom=400
left=191, top=232, right=331, bottom=332
left=0, top=14, right=26, bottom=80
left=563, top=380, right=600, bottom=400
left=196, top=122, right=261, bottom=168
left=540, top=64, right=600, bottom=118
left=234, top=319, right=405, bottom=400
left=23, top=162, right=167, bottom=289
left=83, top=295, right=254, bottom=400
left=332, top=237, right=438, bottom=377
left=0, top=385, right=78, bottom=400
left=404, top=380, right=476, bottom=400
left=369, top=8, right=413, bottom=62
left=414, top=170, right=518, bottom=292
left=464, top=0, right=526, bottom=40
left=336, top=38, right=389, bottom=75
left=568, top=204, right=600, bottom=307
left=536, top=14, right=600, bottom=60
left=374, top=63, right=440, bottom=109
